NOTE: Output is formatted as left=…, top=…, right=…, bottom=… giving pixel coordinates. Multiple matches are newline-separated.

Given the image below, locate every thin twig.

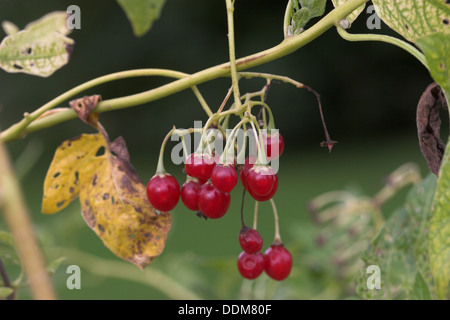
left=0, top=257, right=15, bottom=300
left=0, top=135, right=56, bottom=300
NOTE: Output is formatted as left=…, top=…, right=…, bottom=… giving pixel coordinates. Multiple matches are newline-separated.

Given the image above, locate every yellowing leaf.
left=42, top=133, right=171, bottom=269
left=42, top=134, right=105, bottom=214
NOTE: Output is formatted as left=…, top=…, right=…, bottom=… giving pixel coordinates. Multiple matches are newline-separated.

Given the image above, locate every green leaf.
left=117, top=0, right=166, bottom=37
left=411, top=271, right=432, bottom=300
left=372, top=0, right=450, bottom=42
left=429, top=140, right=450, bottom=300
left=357, top=175, right=437, bottom=300
left=331, top=0, right=366, bottom=23
left=298, top=0, right=326, bottom=19
left=0, top=11, right=74, bottom=77
left=1, top=21, right=19, bottom=36
left=0, top=287, right=14, bottom=299
left=416, top=33, right=450, bottom=94
left=292, top=8, right=311, bottom=33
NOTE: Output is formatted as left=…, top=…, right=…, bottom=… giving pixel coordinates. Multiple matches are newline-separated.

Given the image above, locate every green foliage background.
left=0, top=0, right=445, bottom=299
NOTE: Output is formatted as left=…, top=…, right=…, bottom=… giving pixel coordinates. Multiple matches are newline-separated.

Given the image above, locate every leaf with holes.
left=430, top=140, right=450, bottom=300
left=416, top=33, right=450, bottom=94
left=42, top=132, right=171, bottom=269
left=331, top=0, right=366, bottom=24
left=117, top=0, right=166, bottom=37
left=372, top=0, right=450, bottom=43
left=42, top=134, right=105, bottom=214
left=0, top=11, right=74, bottom=77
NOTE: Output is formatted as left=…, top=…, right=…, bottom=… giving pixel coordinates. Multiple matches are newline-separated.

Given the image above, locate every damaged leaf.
left=69, top=95, right=101, bottom=126
left=0, top=11, right=74, bottom=77
left=416, top=83, right=448, bottom=175
left=42, top=132, right=171, bottom=269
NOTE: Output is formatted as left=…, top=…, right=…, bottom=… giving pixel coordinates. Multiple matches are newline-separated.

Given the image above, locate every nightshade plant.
left=0, top=0, right=448, bottom=300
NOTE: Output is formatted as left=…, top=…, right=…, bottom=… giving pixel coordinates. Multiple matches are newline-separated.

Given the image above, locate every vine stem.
left=336, top=27, right=429, bottom=70
left=0, top=135, right=56, bottom=300
left=283, top=0, right=294, bottom=38
left=0, top=0, right=369, bottom=143
left=0, top=69, right=213, bottom=142
left=225, top=0, right=242, bottom=108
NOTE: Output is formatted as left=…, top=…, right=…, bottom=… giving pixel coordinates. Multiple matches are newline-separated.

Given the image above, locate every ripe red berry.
left=185, top=153, right=215, bottom=181
left=239, top=156, right=257, bottom=190
left=180, top=179, right=202, bottom=211
left=239, top=226, right=263, bottom=254
left=211, top=164, right=238, bottom=193
left=237, top=251, right=265, bottom=279
left=247, top=174, right=278, bottom=202
left=198, top=182, right=231, bottom=219
left=263, top=131, right=285, bottom=160
left=246, top=165, right=277, bottom=197
left=264, top=243, right=292, bottom=281
left=146, top=174, right=180, bottom=212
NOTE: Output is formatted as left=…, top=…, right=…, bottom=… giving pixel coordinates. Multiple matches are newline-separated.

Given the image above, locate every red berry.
left=180, top=179, right=202, bottom=211
left=239, top=156, right=257, bottom=190
left=263, top=131, right=285, bottom=160
left=237, top=252, right=265, bottom=279
left=146, top=174, right=180, bottom=212
left=239, top=226, right=263, bottom=254
left=246, top=165, right=277, bottom=197
left=211, top=164, right=238, bottom=193
left=198, top=182, right=231, bottom=219
left=247, top=174, right=278, bottom=202
left=185, top=153, right=215, bottom=181
left=264, top=243, right=292, bottom=281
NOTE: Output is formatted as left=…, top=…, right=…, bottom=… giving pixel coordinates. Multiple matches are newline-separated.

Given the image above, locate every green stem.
left=283, top=0, right=294, bottom=38
left=253, top=201, right=259, bottom=230
left=249, top=117, right=269, bottom=165
left=0, top=69, right=212, bottom=142
left=270, top=199, right=281, bottom=243
left=0, top=0, right=369, bottom=143
left=220, top=118, right=249, bottom=164
left=155, top=127, right=176, bottom=175
left=225, top=0, right=242, bottom=108
left=336, top=27, right=429, bottom=70
left=239, top=72, right=305, bottom=89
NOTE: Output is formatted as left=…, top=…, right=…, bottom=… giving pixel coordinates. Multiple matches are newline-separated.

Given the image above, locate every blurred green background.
left=0, top=0, right=442, bottom=299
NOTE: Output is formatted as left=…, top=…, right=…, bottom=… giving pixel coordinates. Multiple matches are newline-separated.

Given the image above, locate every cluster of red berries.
left=237, top=226, right=292, bottom=281
left=146, top=129, right=291, bottom=280
left=146, top=131, right=285, bottom=217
